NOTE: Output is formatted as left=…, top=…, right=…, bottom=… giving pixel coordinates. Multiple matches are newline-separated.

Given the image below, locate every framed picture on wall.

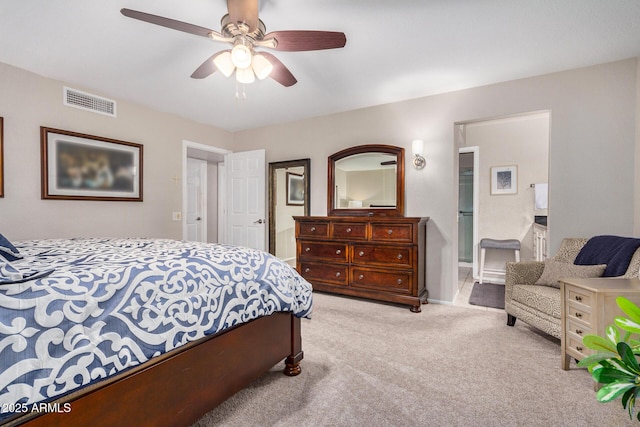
left=0, top=117, right=3, bottom=198
left=40, top=127, right=143, bottom=201
left=286, top=172, right=304, bottom=205
left=490, top=165, right=518, bottom=195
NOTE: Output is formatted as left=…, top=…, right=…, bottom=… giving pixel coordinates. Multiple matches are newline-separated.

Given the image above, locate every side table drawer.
left=566, top=287, right=592, bottom=307
left=566, top=334, right=593, bottom=359
left=566, top=318, right=592, bottom=339
left=566, top=301, right=592, bottom=326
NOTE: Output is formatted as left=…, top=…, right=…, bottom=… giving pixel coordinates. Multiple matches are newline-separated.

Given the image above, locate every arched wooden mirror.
left=328, top=144, right=404, bottom=216
left=268, top=158, right=310, bottom=262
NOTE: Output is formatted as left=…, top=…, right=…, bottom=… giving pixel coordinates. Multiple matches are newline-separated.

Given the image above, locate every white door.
left=186, top=158, right=207, bottom=242
left=225, top=149, right=266, bottom=250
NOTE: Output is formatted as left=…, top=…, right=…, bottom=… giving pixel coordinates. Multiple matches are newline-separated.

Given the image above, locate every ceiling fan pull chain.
left=235, top=82, right=247, bottom=101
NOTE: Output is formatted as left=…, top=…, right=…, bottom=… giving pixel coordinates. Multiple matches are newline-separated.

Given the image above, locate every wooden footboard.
left=3, top=312, right=302, bottom=427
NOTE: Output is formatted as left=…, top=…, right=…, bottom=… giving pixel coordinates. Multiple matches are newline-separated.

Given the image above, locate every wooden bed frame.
left=3, top=312, right=303, bottom=427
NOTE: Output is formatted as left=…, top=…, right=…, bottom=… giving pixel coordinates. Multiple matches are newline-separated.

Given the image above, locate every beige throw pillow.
left=535, top=260, right=607, bottom=288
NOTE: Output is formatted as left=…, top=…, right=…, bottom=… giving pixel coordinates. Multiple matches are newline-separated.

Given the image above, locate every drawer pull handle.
left=359, top=274, right=364, bottom=280
left=575, top=312, right=582, bottom=318
left=387, top=229, right=393, bottom=235
left=305, top=247, right=311, bottom=252
left=575, top=296, right=582, bottom=302
left=336, top=249, right=342, bottom=255
left=335, top=272, right=341, bottom=277
left=346, top=228, right=352, bottom=233
left=310, top=226, right=316, bottom=232
left=359, top=251, right=365, bottom=257
left=576, top=329, right=583, bottom=335
left=304, top=268, right=310, bottom=273
left=397, top=279, right=403, bottom=285
left=576, top=346, right=583, bottom=352
left=397, top=254, right=403, bottom=260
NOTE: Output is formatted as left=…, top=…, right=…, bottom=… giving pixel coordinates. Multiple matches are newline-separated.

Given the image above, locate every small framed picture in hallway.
left=491, top=165, right=517, bottom=195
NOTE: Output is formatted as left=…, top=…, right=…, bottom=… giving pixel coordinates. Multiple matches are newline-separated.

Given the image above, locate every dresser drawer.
left=370, top=223, right=413, bottom=242
left=351, top=244, right=413, bottom=268
left=299, top=262, right=348, bottom=285
left=331, top=223, right=367, bottom=240
left=297, top=221, right=329, bottom=238
left=351, top=267, right=411, bottom=293
left=298, top=241, right=348, bottom=262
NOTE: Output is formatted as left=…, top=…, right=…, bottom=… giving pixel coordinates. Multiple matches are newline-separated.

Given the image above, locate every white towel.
left=534, top=183, right=548, bottom=210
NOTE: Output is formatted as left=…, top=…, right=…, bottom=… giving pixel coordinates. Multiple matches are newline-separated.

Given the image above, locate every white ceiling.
left=2, top=1, right=640, bottom=132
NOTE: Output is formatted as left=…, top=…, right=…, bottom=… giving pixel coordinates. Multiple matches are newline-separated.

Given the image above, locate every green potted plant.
left=578, top=297, right=640, bottom=421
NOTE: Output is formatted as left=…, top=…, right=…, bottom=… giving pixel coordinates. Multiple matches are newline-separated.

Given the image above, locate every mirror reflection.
left=268, top=159, right=310, bottom=266
left=328, top=144, right=404, bottom=216
left=334, top=153, right=397, bottom=209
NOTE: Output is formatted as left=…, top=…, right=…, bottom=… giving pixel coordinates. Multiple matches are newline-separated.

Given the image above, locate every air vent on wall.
left=63, top=87, right=117, bottom=117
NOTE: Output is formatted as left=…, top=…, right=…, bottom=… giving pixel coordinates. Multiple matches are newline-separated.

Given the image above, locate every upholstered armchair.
left=505, top=237, right=640, bottom=339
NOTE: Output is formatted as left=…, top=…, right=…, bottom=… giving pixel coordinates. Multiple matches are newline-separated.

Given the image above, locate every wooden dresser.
left=560, top=278, right=640, bottom=370
left=294, top=216, right=428, bottom=312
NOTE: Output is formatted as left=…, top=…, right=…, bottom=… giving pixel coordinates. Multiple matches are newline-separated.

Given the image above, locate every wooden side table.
left=560, top=278, right=640, bottom=370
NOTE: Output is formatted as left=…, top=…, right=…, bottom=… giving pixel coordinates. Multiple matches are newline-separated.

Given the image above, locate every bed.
left=0, top=237, right=312, bottom=426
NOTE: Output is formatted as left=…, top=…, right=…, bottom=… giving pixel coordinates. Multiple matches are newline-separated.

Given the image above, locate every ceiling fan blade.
left=191, top=51, right=230, bottom=79
left=120, top=8, right=228, bottom=41
left=227, top=0, right=259, bottom=32
left=260, top=52, right=297, bottom=87
left=263, top=30, right=347, bottom=52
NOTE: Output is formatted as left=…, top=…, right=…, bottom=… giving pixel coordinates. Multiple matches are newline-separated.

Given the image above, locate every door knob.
left=196, top=217, right=201, bottom=221
left=253, top=219, right=264, bottom=224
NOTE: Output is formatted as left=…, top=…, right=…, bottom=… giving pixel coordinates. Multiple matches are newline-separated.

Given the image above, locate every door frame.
left=458, top=146, right=480, bottom=278
left=181, top=140, right=231, bottom=241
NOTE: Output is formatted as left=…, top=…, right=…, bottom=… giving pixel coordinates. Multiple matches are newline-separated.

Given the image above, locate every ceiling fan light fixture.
left=231, top=43, right=252, bottom=69
left=252, top=54, right=273, bottom=80
left=235, top=67, right=255, bottom=84
left=213, top=51, right=235, bottom=77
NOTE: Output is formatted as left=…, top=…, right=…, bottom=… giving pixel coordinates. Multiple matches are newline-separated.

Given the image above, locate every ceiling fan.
left=121, top=0, right=347, bottom=87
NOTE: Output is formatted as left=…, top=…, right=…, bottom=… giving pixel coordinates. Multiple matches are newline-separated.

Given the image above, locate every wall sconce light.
left=412, top=139, right=426, bottom=170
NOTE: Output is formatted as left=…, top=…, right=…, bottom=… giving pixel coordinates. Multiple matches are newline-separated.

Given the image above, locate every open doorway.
left=456, top=111, right=550, bottom=284
left=181, top=140, right=230, bottom=243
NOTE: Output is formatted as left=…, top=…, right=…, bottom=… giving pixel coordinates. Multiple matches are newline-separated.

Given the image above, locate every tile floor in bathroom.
left=453, top=266, right=503, bottom=313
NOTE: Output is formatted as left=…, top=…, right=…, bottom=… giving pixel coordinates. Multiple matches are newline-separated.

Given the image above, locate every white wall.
left=232, top=58, right=639, bottom=303
left=0, top=62, right=234, bottom=240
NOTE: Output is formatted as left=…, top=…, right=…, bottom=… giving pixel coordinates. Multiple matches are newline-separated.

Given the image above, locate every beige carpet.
left=193, top=293, right=635, bottom=427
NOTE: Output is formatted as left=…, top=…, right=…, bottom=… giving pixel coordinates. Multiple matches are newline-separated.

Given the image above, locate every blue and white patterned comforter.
left=0, top=238, right=312, bottom=419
